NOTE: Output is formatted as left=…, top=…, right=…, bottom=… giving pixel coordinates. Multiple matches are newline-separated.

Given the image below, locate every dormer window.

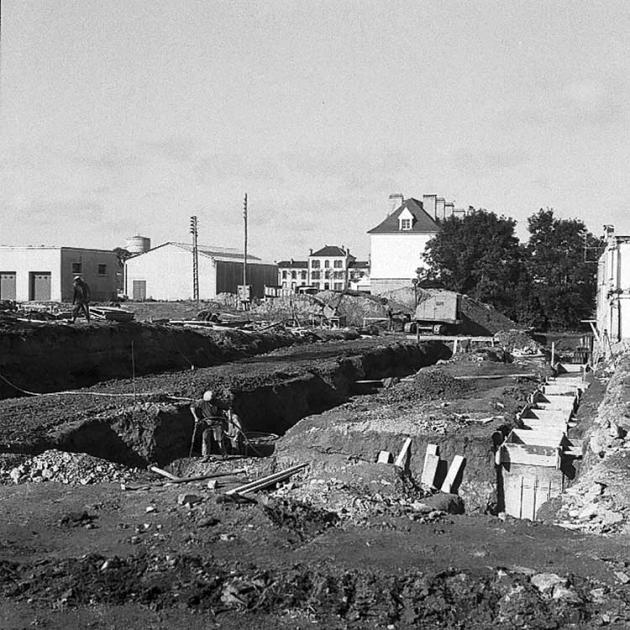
left=398, top=207, right=414, bottom=231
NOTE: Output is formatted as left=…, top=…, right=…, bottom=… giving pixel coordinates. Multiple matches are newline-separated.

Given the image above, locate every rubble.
left=0, top=450, right=142, bottom=486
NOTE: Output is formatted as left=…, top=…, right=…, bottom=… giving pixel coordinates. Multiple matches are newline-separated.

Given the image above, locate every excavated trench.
left=11, top=340, right=452, bottom=466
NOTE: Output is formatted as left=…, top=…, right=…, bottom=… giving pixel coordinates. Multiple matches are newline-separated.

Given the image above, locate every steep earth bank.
left=0, top=340, right=450, bottom=466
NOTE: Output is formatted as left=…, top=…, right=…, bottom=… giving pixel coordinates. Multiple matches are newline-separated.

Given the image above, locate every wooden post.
left=551, top=341, right=555, bottom=367
left=453, top=338, right=459, bottom=355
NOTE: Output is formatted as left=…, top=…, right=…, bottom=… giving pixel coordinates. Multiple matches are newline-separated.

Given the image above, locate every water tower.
left=125, top=235, right=151, bottom=254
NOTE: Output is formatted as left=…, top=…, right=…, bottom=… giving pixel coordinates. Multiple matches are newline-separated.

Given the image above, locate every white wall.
left=125, top=244, right=217, bottom=300
left=596, top=239, right=630, bottom=341
left=369, top=233, right=435, bottom=280
left=0, top=247, right=62, bottom=301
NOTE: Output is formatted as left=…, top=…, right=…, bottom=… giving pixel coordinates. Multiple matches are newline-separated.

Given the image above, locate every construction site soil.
left=2, top=327, right=630, bottom=628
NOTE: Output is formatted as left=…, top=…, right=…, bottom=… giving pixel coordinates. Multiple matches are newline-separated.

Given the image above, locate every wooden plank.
left=499, top=447, right=558, bottom=467
left=394, top=438, right=412, bottom=468
left=377, top=450, right=392, bottom=464
left=441, top=455, right=465, bottom=494
left=225, top=464, right=307, bottom=495
left=510, top=429, right=564, bottom=447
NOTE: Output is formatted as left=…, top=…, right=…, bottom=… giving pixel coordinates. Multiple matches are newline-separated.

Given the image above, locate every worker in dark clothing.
left=72, top=276, right=91, bottom=323
left=225, top=408, right=244, bottom=455
left=189, top=390, right=227, bottom=457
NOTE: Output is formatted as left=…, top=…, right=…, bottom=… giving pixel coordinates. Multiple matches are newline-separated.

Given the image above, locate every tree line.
left=421, top=208, right=604, bottom=331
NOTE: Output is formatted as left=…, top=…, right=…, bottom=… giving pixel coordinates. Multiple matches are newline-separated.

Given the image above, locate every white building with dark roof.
left=367, top=197, right=441, bottom=294
left=124, top=241, right=277, bottom=301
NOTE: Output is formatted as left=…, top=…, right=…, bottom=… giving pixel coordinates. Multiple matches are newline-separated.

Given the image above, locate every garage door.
left=132, top=280, right=147, bottom=301
left=29, top=272, right=51, bottom=301
left=0, top=272, right=16, bottom=300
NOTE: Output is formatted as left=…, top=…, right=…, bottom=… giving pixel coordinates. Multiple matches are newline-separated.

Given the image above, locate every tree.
left=525, top=208, right=602, bottom=330
left=113, top=247, right=132, bottom=267
left=423, top=210, right=526, bottom=315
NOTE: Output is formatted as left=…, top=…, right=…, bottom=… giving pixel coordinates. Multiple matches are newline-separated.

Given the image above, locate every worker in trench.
left=71, top=276, right=91, bottom=323
left=189, top=390, right=228, bottom=457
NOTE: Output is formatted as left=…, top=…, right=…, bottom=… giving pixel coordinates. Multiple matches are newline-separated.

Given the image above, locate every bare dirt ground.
left=2, top=328, right=630, bottom=628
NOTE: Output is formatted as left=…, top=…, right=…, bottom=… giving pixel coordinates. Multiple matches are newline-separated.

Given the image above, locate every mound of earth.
left=382, top=287, right=518, bottom=335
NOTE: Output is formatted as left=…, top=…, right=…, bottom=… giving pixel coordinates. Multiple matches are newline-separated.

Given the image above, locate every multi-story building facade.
left=277, top=246, right=368, bottom=292
left=277, top=260, right=308, bottom=292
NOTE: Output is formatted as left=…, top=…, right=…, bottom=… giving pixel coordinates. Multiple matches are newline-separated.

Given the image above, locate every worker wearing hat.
left=189, top=390, right=227, bottom=457
left=72, top=276, right=91, bottom=324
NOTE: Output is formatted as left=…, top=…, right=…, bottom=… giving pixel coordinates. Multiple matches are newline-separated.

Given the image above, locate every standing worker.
left=189, top=390, right=227, bottom=457
left=72, top=276, right=91, bottom=323
left=225, top=408, right=244, bottom=455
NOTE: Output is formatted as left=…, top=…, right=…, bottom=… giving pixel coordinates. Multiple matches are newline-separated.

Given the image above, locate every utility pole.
left=242, top=193, right=248, bottom=287
left=190, top=215, right=199, bottom=304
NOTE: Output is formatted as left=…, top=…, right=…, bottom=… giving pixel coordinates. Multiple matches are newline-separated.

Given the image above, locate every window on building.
left=72, top=263, right=82, bottom=274
left=282, top=270, right=288, bottom=279
left=313, top=282, right=320, bottom=289
left=311, top=260, right=320, bottom=268
left=334, top=259, right=343, bottom=268
left=400, top=218, right=411, bottom=230
left=98, top=264, right=107, bottom=275
left=311, top=271, right=320, bottom=280
left=291, top=270, right=297, bottom=279
left=324, top=270, right=331, bottom=279
left=324, top=283, right=330, bottom=290
left=324, top=260, right=330, bottom=268
left=333, top=282, right=343, bottom=291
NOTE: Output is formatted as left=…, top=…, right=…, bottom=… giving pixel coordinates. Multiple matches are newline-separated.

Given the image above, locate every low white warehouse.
left=124, top=241, right=277, bottom=301
left=0, top=245, right=118, bottom=302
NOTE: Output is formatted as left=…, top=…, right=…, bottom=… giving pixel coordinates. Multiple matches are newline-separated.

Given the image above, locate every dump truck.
left=414, top=290, right=462, bottom=335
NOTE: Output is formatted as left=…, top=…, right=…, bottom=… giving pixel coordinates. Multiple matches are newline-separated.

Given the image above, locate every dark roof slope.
left=367, top=198, right=440, bottom=234
left=348, top=260, right=369, bottom=268
left=277, top=260, right=308, bottom=268
left=310, top=245, right=348, bottom=257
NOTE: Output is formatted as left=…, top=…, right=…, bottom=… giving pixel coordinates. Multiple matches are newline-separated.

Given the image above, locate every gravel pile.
left=1, top=449, right=142, bottom=485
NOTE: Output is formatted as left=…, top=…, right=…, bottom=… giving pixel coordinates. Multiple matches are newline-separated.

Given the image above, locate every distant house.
left=278, top=260, right=309, bottom=292
left=276, top=245, right=367, bottom=293
left=597, top=230, right=630, bottom=341
left=367, top=197, right=440, bottom=294
left=0, top=245, right=118, bottom=302
left=124, top=241, right=277, bottom=301
left=308, top=245, right=357, bottom=292
left=348, top=259, right=370, bottom=292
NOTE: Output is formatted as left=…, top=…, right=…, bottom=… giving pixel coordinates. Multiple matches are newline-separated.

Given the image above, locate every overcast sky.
left=1, top=0, right=629, bottom=260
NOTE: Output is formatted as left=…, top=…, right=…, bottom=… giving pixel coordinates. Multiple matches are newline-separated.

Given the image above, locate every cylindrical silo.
left=125, top=235, right=151, bottom=254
